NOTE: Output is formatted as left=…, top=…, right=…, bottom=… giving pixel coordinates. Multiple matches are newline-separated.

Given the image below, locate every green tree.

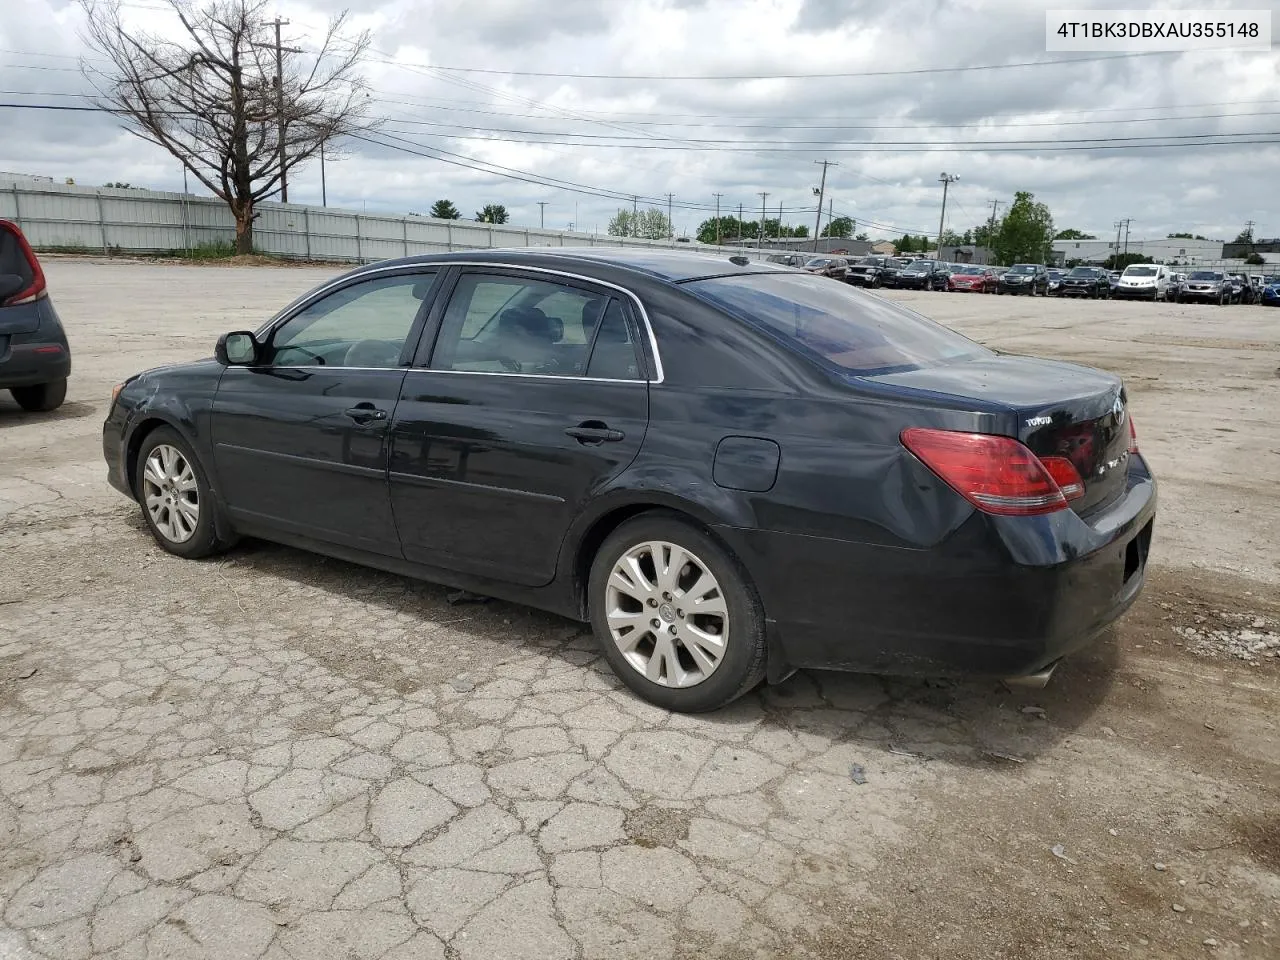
left=1054, top=228, right=1096, bottom=240
left=475, top=204, right=509, bottom=224
left=854, top=232, right=869, bottom=242
left=939, top=229, right=966, bottom=247
left=695, top=216, right=742, bottom=244
left=1167, top=232, right=1208, bottom=240
left=103, top=181, right=133, bottom=188
left=430, top=199, right=460, bottom=219
left=821, top=216, right=854, bottom=239
left=992, top=191, right=1055, bottom=265
left=1234, top=226, right=1254, bottom=244
left=608, top=207, right=671, bottom=240
left=1245, top=252, right=1265, bottom=265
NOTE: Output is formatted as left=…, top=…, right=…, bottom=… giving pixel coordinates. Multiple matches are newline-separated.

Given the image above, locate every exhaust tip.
left=1004, top=661, right=1059, bottom=690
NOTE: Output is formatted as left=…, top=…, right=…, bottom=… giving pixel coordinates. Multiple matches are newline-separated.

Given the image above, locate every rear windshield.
left=0, top=224, right=35, bottom=285
left=686, top=272, right=991, bottom=376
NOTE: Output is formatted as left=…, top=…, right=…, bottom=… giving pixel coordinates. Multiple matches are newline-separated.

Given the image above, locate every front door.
left=389, top=268, right=650, bottom=585
left=211, top=269, right=440, bottom=555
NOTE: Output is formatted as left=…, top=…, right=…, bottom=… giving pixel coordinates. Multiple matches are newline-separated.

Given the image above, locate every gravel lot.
left=2, top=259, right=1277, bottom=960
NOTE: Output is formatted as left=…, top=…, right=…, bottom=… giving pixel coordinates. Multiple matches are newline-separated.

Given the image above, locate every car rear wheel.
left=588, top=513, right=766, bottom=712
left=136, top=427, right=234, bottom=559
left=10, top=378, right=67, bottom=412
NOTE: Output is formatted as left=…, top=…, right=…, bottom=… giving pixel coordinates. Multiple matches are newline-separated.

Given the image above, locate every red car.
left=947, top=265, right=997, bottom=293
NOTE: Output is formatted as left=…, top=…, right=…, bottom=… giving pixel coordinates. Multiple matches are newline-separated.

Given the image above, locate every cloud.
left=1, top=0, right=1276, bottom=242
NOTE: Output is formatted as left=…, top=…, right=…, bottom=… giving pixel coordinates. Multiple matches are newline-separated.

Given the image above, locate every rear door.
left=211, top=268, right=440, bottom=555
left=388, top=267, right=651, bottom=585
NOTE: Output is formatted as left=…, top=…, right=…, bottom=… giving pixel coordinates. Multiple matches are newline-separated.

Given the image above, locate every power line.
left=410, top=51, right=1180, bottom=81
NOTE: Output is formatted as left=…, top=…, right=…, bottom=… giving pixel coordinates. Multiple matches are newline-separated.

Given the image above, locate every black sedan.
left=1059, top=266, right=1111, bottom=299
left=103, top=249, right=1156, bottom=712
left=1, top=219, right=72, bottom=411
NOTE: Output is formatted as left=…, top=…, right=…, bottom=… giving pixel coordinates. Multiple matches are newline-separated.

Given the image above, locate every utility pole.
left=1113, top=220, right=1123, bottom=262
left=713, top=193, right=723, bottom=245
left=319, top=141, right=327, bottom=206
left=758, top=191, right=769, bottom=245
left=537, top=202, right=547, bottom=229
left=936, top=172, right=959, bottom=259
left=1122, top=218, right=1132, bottom=255
left=738, top=203, right=743, bottom=242
left=270, top=18, right=289, bottom=203
left=666, top=193, right=674, bottom=241
left=632, top=196, right=638, bottom=238
left=986, top=199, right=1001, bottom=262
left=1245, top=219, right=1256, bottom=251
left=777, top=200, right=783, bottom=240
left=812, top=160, right=835, bottom=252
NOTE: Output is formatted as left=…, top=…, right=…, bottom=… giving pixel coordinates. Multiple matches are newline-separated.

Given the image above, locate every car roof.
left=343, top=247, right=795, bottom=284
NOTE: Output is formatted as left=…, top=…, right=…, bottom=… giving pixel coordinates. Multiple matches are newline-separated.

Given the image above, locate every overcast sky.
left=2, top=0, right=1277, bottom=241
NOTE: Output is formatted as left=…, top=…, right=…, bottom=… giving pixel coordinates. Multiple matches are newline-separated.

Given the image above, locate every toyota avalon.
left=103, top=250, right=1156, bottom=712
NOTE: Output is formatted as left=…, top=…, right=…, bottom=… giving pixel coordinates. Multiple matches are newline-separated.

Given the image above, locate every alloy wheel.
left=604, top=540, right=728, bottom=688
left=142, top=444, right=200, bottom=543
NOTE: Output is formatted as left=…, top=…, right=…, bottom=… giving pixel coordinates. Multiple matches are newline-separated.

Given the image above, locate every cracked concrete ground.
left=1, top=260, right=1277, bottom=959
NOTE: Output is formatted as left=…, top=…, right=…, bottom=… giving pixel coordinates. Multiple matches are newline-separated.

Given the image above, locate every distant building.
left=1222, top=238, right=1280, bottom=258
left=938, top=244, right=996, bottom=265
left=1052, top=237, right=1224, bottom=265
left=871, top=240, right=897, bottom=255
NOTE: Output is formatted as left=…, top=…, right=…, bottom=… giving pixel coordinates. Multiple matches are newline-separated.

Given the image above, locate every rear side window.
left=0, top=224, right=34, bottom=285
left=686, top=273, right=991, bottom=376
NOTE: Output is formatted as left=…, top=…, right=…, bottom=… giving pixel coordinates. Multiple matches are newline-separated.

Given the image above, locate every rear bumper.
left=0, top=300, right=72, bottom=388
left=716, top=461, right=1157, bottom=680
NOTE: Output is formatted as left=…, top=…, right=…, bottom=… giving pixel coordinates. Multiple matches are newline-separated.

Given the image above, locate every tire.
left=10, top=378, right=67, bottom=412
left=135, top=426, right=235, bottom=560
left=588, top=512, right=767, bottom=712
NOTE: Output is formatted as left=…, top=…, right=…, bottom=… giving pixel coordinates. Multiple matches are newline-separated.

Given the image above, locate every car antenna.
left=728, top=255, right=750, bottom=266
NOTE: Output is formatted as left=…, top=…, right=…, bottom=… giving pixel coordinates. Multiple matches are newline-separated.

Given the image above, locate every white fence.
left=0, top=179, right=766, bottom=263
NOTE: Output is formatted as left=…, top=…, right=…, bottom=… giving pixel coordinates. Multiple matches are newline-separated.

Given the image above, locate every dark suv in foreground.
left=998, top=264, right=1049, bottom=295
left=1059, top=266, right=1111, bottom=298
left=1, top=220, right=71, bottom=411
left=896, top=259, right=949, bottom=290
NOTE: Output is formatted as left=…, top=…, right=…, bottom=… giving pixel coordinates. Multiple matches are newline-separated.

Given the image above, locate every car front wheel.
left=135, top=427, right=235, bottom=559
left=10, top=378, right=67, bottom=412
left=588, top=513, right=767, bottom=712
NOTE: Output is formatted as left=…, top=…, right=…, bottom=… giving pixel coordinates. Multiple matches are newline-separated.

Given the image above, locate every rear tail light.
left=1039, top=456, right=1085, bottom=501
left=0, top=220, right=47, bottom=307
left=1127, top=416, right=1139, bottom=454
left=900, top=427, right=1071, bottom=516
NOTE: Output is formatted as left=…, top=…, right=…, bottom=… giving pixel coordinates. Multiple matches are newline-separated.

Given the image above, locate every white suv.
left=1115, top=263, right=1173, bottom=301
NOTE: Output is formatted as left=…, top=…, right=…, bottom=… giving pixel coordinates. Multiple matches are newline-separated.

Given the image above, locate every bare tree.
left=81, top=0, right=374, bottom=254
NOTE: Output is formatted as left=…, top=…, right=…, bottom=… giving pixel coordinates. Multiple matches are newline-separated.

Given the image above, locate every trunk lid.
left=869, top=355, right=1131, bottom=515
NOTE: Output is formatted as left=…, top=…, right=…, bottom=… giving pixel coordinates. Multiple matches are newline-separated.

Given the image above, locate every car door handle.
left=565, top=422, right=625, bottom=444
left=344, top=404, right=388, bottom=425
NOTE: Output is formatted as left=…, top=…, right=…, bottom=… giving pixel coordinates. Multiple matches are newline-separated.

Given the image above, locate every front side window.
left=686, top=272, right=991, bottom=377
left=268, top=272, right=436, bottom=367
left=430, top=272, right=640, bottom=378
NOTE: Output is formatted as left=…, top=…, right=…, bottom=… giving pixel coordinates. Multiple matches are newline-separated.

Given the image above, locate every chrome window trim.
left=253, top=260, right=665, bottom=384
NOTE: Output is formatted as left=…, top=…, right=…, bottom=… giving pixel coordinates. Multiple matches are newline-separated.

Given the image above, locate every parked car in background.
left=897, top=259, right=950, bottom=291
left=1108, top=271, right=1121, bottom=295
left=1, top=219, right=71, bottom=412
left=877, top=258, right=913, bottom=289
left=845, top=256, right=898, bottom=288
left=1046, top=269, right=1065, bottom=296
left=998, top=264, right=1049, bottom=296
left=804, top=256, right=849, bottom=281
left=1226, top=273, right=1254, bottom=305
left=1176, top=269, right=1231, bottom=305
left=102, top=248, right=1156, bottom=711
left=1059, top=266, right=1111, bottom=299
left=1261, top=276, right=1280, bottom=307
left=766, top=253, right=808, bottom=269
left=1166, top=272, right=1187, bottom=300
left=947, top=265, right=998, bottom=293
left=1114, top=263, right=1172, bottom=301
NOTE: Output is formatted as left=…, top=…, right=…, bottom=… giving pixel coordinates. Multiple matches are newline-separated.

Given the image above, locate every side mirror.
left=0, top=273, right=25, bottom=301
left=216, top=331, right=259, bottom=366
